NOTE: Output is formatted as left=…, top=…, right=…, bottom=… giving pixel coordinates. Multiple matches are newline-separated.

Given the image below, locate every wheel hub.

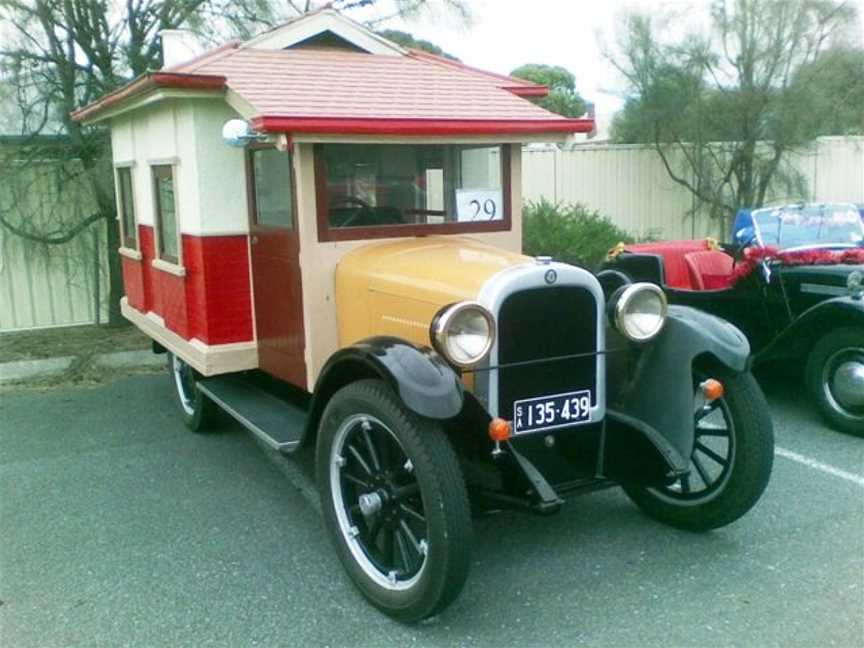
left=831, top=359, right=864, bottom=409
left=358, top=491, right=383, bottom=516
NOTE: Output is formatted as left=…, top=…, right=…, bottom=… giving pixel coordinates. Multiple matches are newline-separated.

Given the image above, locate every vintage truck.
left=73, top=10, right=774, bottom=622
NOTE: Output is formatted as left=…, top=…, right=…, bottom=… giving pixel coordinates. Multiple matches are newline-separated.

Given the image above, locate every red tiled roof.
left=403, top=49, right=549, bottom=98
left=74, top=44, right=593, bottom=135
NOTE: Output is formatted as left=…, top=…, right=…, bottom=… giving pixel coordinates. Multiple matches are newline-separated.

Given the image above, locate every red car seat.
left=684, top=250, right=734, bottom=290
left=624, top=240, right=708, bottom=290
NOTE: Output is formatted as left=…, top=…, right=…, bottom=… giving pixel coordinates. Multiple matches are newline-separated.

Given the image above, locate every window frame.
left=245, top=144, right=297, bottom=231
left=150, top=162, right=182, bottom=267
left=114, top=162, right=138, bottom=252
left=314, top=143, right=512, bottom=243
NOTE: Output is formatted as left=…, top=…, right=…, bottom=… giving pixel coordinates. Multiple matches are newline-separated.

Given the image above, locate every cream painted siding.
left=108, top=99, right=247, bottom=238
left=293, top=142, right=523, bottom=389
left=522, top=136, right=864, bottom=240
left=192, top=103, right=249, bottom=235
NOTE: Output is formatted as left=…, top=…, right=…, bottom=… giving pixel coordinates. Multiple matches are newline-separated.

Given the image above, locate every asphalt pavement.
left=1, top=371, right=862, bottom=647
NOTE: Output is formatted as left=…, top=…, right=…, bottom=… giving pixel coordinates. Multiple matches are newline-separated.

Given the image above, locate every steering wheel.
left=330, top=196, right=373, bottom=227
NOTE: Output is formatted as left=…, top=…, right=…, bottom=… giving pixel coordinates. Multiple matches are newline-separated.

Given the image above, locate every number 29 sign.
left=456, top=189, right=503, bottom=222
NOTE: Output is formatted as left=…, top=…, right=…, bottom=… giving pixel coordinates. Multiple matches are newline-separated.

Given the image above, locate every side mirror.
left=221, top=119, right=265, bottom=148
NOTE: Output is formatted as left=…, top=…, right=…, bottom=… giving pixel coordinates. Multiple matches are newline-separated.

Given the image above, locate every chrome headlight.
left=431, top=302, right=495, bottom=368
left=612, top=283, right=668, bottom=342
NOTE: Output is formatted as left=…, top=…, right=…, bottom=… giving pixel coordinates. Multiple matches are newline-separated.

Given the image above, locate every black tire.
left=623, top=366, right=774, bottom=531
left=806, top=327, right=864, bottom=436
left=167, top=353, right=219, bottom=432
left=316, top=379, right=472, bottom=622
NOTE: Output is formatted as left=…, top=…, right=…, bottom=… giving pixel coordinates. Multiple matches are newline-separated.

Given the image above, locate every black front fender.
left=757, top=296, right=864, bottom=363
left=610, top=305, right=751, bottom=470
left=307, top=337, right=464, bottom=439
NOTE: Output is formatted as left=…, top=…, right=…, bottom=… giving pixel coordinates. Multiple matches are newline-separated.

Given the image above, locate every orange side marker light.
left=489, top=417, right=512, bottom=442
left=700, top=379, right=724, bottom=401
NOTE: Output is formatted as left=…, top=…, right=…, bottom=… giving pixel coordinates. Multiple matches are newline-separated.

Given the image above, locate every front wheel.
left=623, top=366, right=774, bottom=531
left=316, top=379, right=472, bottom=623
left=806, top=327, right=864, bottom=436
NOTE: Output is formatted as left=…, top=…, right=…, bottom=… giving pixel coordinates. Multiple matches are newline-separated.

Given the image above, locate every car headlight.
left=431, top=302, right=495, bottom=368
left=612, top=283, right=668, bottom=342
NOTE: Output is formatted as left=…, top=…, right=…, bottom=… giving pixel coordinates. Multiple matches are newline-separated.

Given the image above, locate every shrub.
left=522, top=199, right=636, bottom=269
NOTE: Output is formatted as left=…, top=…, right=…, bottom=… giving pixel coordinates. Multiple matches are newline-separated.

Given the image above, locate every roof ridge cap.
left=163, top=39, right=241, bottom=73
left=406, top=48, right=545, bottom=89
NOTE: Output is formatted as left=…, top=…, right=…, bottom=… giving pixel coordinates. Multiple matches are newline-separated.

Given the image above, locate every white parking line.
left=776, top=446, right=864, bottom=488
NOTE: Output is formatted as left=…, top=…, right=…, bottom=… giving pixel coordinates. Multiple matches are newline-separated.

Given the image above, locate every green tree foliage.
left=376, top=29, right=459, bottom=59
left=523, top=199, right=635, bottom=269
left=789, top=46, right=864, bottom=136
left=510, top=64, right=587, bottom=118
left=608, top=0, right=860, bottom=231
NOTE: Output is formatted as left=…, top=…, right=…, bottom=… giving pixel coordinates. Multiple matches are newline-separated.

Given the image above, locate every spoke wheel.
left=167, top=353, right=218, bottom=432
left=317, top=379, right=472, bottom=622
left=330, top=414, right=429, bottom=590
left=807, top=327, right=864, bottom=437
left=622, top=365, right=774, bottom=531
left=651, top=376, right=735, bottom=504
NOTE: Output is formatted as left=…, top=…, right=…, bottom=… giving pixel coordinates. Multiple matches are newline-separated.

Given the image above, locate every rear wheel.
left=806, top=327, right=864, bottom=436
left=168, top=353, right=218, bottom=432
left=316, top=379, right=472, bottom=622
left=623, top=365, right=774, bottom=531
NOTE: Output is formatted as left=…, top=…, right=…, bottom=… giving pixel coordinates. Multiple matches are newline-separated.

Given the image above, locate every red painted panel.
left=138, top=225, right=155, bottom=312
left=253, top=115, right=594, bottom=136
left=121, top=256, right=145, bottom=311
left=199, top=236, right=254, bottom=345
left=182, top=235, right=254, bottom=345
left=156, top=270, right=190, bottom=339
left=120, top=225, right=253, bottom=345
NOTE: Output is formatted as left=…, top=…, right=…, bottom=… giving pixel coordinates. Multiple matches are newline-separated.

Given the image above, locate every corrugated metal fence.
left=522, top=136, right=864, bottom=240
left=0, top=158, right=109, bottom=332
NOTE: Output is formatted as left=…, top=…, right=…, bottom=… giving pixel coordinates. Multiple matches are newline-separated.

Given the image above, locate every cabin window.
left=249, top=147, right=294, bottom=229
left=152, top=165, right=180, bottom=264
left=315, top=143, right=511, bottom=241
left=115, top=166, right=137, bottom=249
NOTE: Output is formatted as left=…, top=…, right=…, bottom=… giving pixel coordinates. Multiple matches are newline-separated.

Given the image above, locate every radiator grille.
left=497, top=286, right=598, bottom=419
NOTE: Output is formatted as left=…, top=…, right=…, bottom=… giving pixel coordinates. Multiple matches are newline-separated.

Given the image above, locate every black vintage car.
left=601, top=203, right=864, bottom=436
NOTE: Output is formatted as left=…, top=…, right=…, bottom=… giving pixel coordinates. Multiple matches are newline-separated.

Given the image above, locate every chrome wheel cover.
left=172, top=355, right=196, bottom=416
left=823, top=347, right=864, bottom=418
left=329, top=414, right=429, bottom=592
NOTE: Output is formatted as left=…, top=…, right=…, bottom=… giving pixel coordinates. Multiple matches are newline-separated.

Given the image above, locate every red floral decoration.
left=730, top=246, right=864, bottom=285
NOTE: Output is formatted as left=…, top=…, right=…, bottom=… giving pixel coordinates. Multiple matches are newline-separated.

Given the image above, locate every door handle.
left=251, top=235, right=258, bottom=245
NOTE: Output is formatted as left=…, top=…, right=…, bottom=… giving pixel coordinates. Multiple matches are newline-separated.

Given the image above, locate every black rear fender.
left=757, top=297, right=864, bottom=364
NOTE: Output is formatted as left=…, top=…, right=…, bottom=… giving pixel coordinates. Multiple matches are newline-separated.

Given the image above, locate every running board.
left=197, top=375, right=307, bottom=452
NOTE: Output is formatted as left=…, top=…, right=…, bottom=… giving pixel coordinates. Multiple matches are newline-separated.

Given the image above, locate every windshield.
left=752, top=205, right=864, bottom=250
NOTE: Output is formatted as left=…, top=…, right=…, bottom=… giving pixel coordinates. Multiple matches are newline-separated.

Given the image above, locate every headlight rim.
left=613, top=282, right=668, bottom=343
left=430, top=301, right=496, bottom=369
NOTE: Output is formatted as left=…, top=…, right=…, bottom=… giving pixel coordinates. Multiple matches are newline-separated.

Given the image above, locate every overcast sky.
left=376, top=0, right=864, bottom=116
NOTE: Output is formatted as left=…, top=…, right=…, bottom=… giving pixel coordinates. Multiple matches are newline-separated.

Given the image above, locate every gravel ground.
left=0, top=371, right=862, bottom=647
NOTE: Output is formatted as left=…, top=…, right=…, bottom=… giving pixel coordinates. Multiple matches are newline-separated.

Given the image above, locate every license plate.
left=513, top=390, right=592, bottom=435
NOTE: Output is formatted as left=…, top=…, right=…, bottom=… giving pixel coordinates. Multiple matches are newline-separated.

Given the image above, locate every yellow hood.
left=336, top=237, right=530, bottom=347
